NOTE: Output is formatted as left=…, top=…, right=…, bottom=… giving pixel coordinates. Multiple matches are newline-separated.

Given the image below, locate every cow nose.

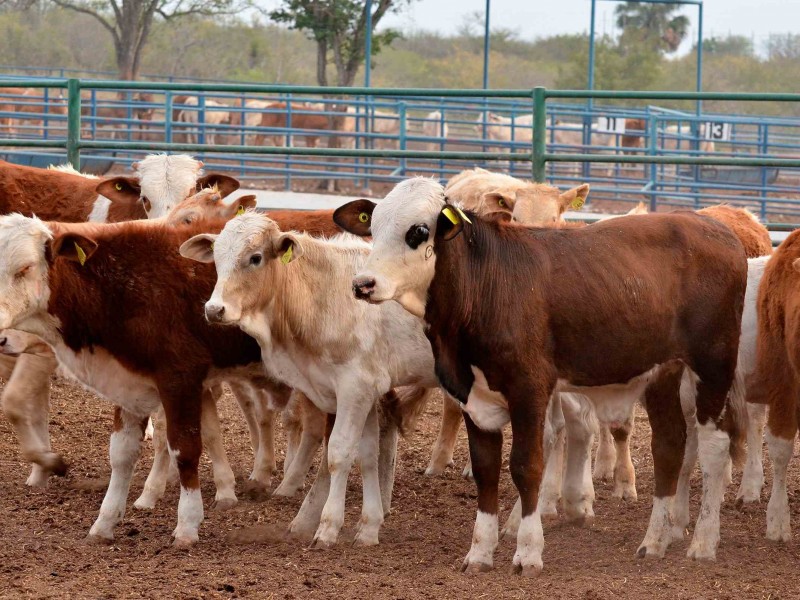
left=205, top=304, right=225, bottom=322
left=0, top=336, right=6, bottom=348
left=353, top=277, right=376, bottom=300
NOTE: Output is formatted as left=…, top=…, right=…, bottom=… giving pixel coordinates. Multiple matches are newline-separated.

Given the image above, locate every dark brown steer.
left=335, top=177, right=747, bottom=574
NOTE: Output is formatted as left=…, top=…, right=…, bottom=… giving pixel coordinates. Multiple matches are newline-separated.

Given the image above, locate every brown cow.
left=698, top=204, right=772, bottom=258
left=747, top=229, right=800, bottom=542
left=254, top=102, right=330, bottom=148
left=339, top=177, right=747, bottom=573
left=81, top=91, right=155, bottom=140
left=621, top=118, right=647, bottom=152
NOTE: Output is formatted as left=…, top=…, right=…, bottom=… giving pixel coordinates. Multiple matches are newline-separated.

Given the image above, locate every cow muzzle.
left=204, top=303, right=226, bottom=323
left=352, top=276, right=377, bottom=301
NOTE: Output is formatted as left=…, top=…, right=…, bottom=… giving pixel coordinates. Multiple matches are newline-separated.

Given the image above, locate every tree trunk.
left=316, top=40, right=328, bottom=87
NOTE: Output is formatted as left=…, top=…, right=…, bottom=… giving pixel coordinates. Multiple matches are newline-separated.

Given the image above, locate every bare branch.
left=51, top=0, right=117, bottom=38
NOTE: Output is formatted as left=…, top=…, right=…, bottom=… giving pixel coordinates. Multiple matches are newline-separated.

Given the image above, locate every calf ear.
left=482, top=190, right=515, bottom=212
left=436, top=206, right=466, bottom=241
left=50, top=233, right=98, bottom=265
left=558, top=183, right=590, bottom=212
left=196, top=174, right=240, bottom=198
left=179, top=234, right=218, bottom=263
left=96, top=177, right=141, bottom=205
left=273, top=233, right=303, bottom=265
left=333, top=199, right=376, bottom=236
left=229, top=195, right=257, bottom=217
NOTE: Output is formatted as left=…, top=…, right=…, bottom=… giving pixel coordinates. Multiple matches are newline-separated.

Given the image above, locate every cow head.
left=180, top=212, right=302, bottom=325
left=166, top=188, right=257, bottom=226
left=509, top=183, right=590, bottom=225
left=0, top=214, right=82, bottom=331
left=334, top=178, right=450, bottom=318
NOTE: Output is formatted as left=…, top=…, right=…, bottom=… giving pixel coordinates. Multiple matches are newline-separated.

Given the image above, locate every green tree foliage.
left=269, top=0, right=410, bottom=86
left=615, top=1, right=690, bottom=53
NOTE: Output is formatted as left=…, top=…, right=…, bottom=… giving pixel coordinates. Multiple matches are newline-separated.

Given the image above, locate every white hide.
left=133, top=154, right=204, bottom=218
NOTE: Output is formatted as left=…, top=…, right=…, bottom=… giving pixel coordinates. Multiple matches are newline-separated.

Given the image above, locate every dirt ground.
left=0, top=378, right=798, bottom=600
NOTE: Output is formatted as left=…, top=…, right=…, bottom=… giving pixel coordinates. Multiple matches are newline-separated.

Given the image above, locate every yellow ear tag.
left=236, top=205, right=245, bottom=216
left=281, top=244, right=293, bottom=265
left=442, top=206, right=460, bottom=225
left=571, top=196, right=585, bottom=210
left=74, top=242, right=87, bottom=266
left=115, top=182, right=123, bottom=191
left=358, top=212, right=369, bottom=223
left=455, top=207, right=472, bottom=224
left=210, top=241, right=215, bottom=251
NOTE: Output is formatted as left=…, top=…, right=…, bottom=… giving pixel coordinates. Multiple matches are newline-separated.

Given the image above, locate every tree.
left=49, top=0, right=244, bottom=79
left=615, top=1, right=690, bottom=54
left=269, top=0, right=411, bottom=87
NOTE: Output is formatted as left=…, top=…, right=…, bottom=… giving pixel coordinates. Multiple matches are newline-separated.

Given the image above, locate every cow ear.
left=196, top=173, right=240, bottom=198
left=333, top=199, right=376, bottom=236
left=484, top=211, right=512, bottom=224
left=230, top=195, right=257, bottom=217
left=50, top=233, right=98, bottom=265
left=96, top=177, right=141, bottom=205
left=179, top=234, right=218, bottom=263
left=558, top=183, right=590, bottom=212
left=436, top=206, right=466, bottom=241
left=273, top=233, right=303, bottom=265
left=483, top=190, right=516, bottom=212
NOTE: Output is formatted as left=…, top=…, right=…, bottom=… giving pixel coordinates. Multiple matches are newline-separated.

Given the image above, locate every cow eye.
left=249, top=254, right=262, bottom=266
left=14, top=265, right=31, bottom=279
left=405, top=224, right=430, bottom=249
left=142, top=197, right=152, bottom=212
left=497, top=198, right=505, bottom=208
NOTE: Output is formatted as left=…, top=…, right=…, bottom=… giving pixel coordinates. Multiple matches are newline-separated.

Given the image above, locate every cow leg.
left=283, top=397, right=302, bottom=471
left=502, top=393, right=564, bottom=540
left=637, top=364, right=686, bottom=558
left=686, top=363, right=736, bottom=561
left=312, top=393, right=375, bottom=547
left=461, top=414, right=503, bottom=573
left=1, top=353, right=64, bottom=485
left=134, top=406, right=170, bottom=509
left=561, top=394, right=596, bottom=525
left=611, top=416, right=637, bottom=501
left=227, top=381, right=261, bottom=455
left=199, top=387, right=238, bottom=510
left=737, top=402, right=767, bottom=505
left=162, top=385, right=204, bottom=547
left=509, top=387, right=549, bottom=577
left=765, top=418, right=796, bottom=542
left=289, top=414, right=334, bottom=538
left=593, top=425, right=616, bottom=481
left=275, top=393, right=325, bottom=497
left=378, top=405, right=398, bottom=517
left=354, top=406, right=383, bottom=546
left=425, top=393, right=462, bottom=476
left=88, top=407, right=147, bottom=542
left=672, top=369, right=699, bottom=541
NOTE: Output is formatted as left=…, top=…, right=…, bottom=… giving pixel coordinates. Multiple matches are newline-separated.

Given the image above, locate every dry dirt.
left=0, top=378, right=798, bottom=599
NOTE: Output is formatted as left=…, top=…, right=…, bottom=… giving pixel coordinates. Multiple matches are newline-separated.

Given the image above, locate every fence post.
left=532, top=87, right=546, bottom=183
left=398, top=101, right=407, bottom=176
left=66, top=78, right=81, bottom=170
left=165, top=91, right=173, bottom=144
left=647, top=116, right=658, bottom=212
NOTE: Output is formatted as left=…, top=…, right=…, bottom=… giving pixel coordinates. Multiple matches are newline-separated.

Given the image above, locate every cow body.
left=255, top=102, right=329, bottom=148
left=338, top=178, right=747, bottom=574
left=175, top=97, right=232, bottom=145
left=422, top=111, right=448, bottom=152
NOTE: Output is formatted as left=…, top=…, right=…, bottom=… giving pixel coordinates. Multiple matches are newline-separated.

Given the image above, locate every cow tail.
left=726, top=368, right=748, bottom=469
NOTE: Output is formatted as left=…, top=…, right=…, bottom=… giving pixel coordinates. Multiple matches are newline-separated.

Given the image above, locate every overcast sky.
left=379, top=0, right=795, bottom=55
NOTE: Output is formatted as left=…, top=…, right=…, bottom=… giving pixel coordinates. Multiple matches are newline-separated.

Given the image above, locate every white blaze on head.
left=179, top=212, right=302, bottom=324
left=0, top=214, right=53, bottom=331
left=336, top=178, right=447, bottom=318
left=133, top=154, right=204, bottom=218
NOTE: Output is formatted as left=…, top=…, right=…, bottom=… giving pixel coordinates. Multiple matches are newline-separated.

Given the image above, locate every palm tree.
left=615, top=2, right=689, bottom=53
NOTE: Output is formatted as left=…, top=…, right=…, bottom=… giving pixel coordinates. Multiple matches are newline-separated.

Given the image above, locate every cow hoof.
left=172, top=536, right=198, bottom=549
left=85, top=533, right=113, bottom=546
left=461, top=561, right=492, bottom=574
left=612, top=484, right=637, bottom=502
left=133, top=499, right=156, bottom=511
left=636, top=543, right=667, bottom=559
left=353, top=530, right=379, bottom=547
left=766, top=523, right=791, bottom=543
left=310, top=536, right=336, bottom=549
left=686, top=542, right=717, bottom=561
left=25, top=472, right=50, bottom=488
left=211, top=497, right=238, bottom=511
left=46, top=456, right=69, bottom=478
left=242, top=479, right=270, bottom=501
left=423, top=461, right=452, bottom=477
left=462, top=465, right=474, bottom=481
left=512, top=562, right=542, bottom=577
left=272, top=482, right=300, bottom=498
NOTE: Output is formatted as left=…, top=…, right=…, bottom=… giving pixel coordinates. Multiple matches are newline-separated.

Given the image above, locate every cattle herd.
left=0, top=154, right=797, bottom=581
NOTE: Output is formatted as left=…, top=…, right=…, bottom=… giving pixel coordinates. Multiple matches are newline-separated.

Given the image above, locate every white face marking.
left=88, top=195, right=111, bottom=223
left=0, top=215, right=52, bottom=331
left=462, top=366, right=510, bottom=431
left=135, top=154, right=203, bottom=218
left=353, top=178, right=447, bottom=318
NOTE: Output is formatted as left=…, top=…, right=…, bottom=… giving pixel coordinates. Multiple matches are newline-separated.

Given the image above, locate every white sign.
left=702, top=121, right=731, bottom=142
left=597, top=116, right=627, bottom=134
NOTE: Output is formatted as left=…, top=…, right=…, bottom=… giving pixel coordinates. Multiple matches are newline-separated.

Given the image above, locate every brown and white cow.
left=337, top=177, right=747, bottom=573
left=746, top=231, right=800, bottom=542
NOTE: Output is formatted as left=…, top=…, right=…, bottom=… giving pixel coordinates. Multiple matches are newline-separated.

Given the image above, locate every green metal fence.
left=4, top=78, right=800, bottom=184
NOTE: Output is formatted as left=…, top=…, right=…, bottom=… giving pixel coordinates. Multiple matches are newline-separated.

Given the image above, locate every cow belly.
left=262, top=349, right=338, bottom=414
left=463, top=366, right=510, bottom=431
left=53, top=344, right=160, bottom=417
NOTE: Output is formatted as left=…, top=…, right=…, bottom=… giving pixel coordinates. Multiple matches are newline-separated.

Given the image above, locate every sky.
left=378, top=0, right=797, bottom=55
